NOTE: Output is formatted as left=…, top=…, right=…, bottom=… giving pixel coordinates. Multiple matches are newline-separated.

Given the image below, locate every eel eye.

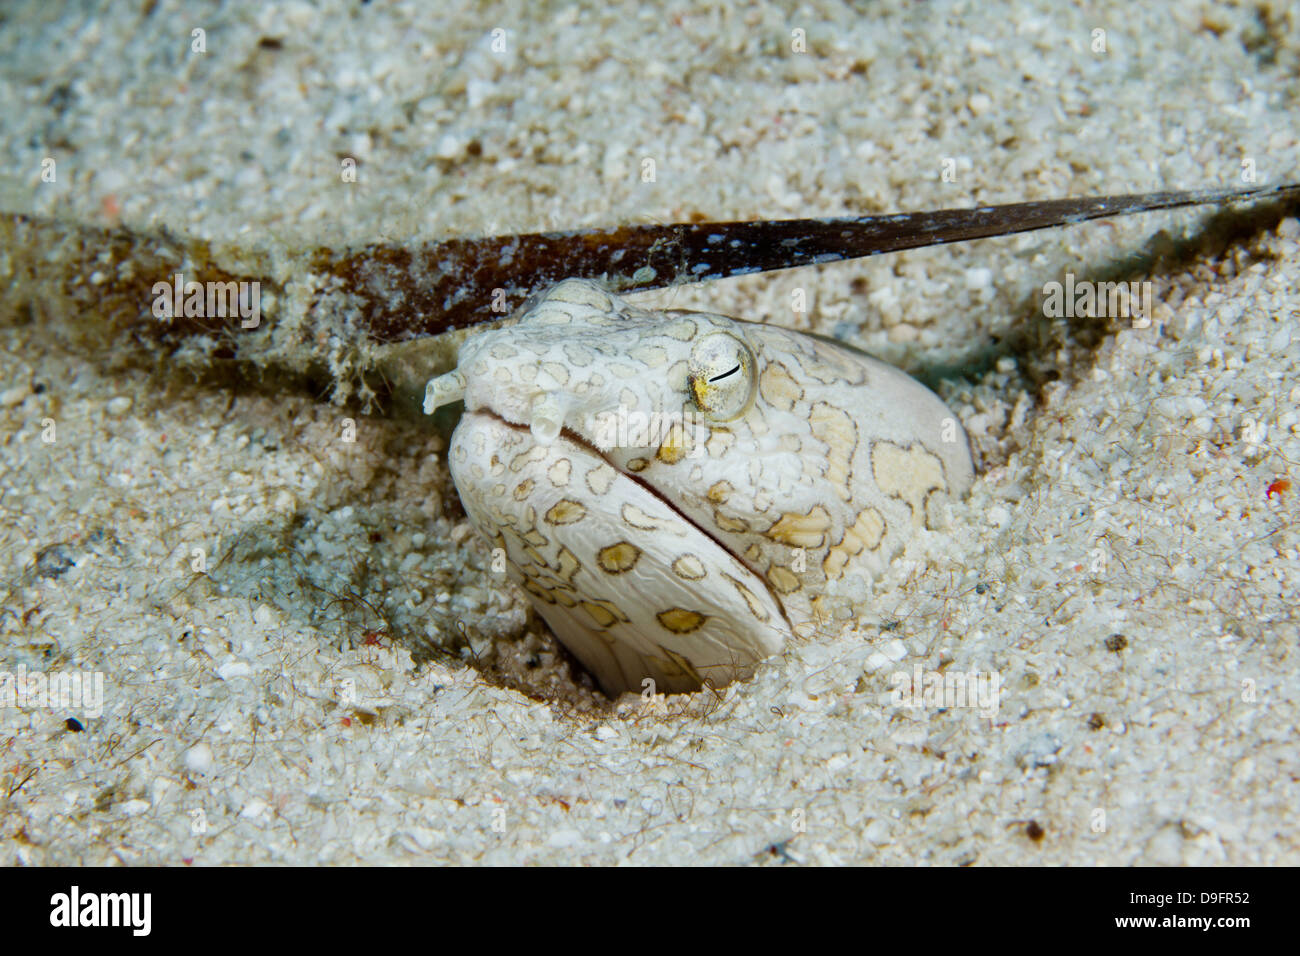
left=688, top=332, right=757, bottom=422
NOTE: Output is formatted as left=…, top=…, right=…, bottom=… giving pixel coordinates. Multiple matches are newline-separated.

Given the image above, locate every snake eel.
left=425, top=278, right=973, bottom=695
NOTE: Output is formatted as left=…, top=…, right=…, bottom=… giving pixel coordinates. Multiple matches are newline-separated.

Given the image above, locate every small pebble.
left=184, top=743, right=214, bottom=773
left=887, top=323, right=919, bottom=344
left=0, top=385, right=31, bottom=407
left=217, top=660, right=252, bottom=680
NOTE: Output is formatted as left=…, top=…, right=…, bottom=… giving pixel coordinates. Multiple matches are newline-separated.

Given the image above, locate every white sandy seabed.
left=0, top=0, right=1297, bottom=864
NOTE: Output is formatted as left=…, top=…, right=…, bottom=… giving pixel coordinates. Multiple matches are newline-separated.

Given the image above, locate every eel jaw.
left=426, top=368, right=574, bottom=446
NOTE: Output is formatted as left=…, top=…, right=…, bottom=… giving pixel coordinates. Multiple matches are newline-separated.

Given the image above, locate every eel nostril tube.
left=424, top=370, right=467, bottom=415
left=530, top=391, right=566, bottom=445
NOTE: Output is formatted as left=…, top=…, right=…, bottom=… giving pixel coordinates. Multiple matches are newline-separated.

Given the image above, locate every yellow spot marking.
left=705, top=429, right=736, bottom=458
left=597, top=542, right=641, bottom=574
left=555, top=546, right=581, bottom=584
left=724, top=574, right=769, bottom=622
left=663, top=319, right=698, bottom=341
left=656, top=422, right=688, bottom=464
left=671, top=555, right=707, bottom=581
left=622, top=503, right=667, bottom=531
left=510, top=445, right=549, bottom=473
left=563, top=343, right=594, bottom=368
left=707, top=481, right=733, bottom=504
left=524, top=580, right=557, bottom=605
left=657, top=608, right=707, bottom=633
left=547, top=458, right=572, bottom=487
left=759, top=362, right=803, bottom=412
left=715, top=510, right=747, bottom=533
left=666, top=359, right=689, bottom=392
left=513, top=478, right=534, bottom=501
left=544, top=499, right=587, bottom=525
left=765, top=505, right=832, bottom=548
left=540, top=362, right=571, bottom=385
left=872, top=442, right=946, bottom=522
left=582, top=601, right=618, bottom=627
left=809, top=401, right=857, bottom=501
left=629, top=344, right=669, bottom=367
left=823, top=507, right=885, bottom=580
left=586, top=462, right=617, bottom=495
left=767, top=566, right=802, bottom=594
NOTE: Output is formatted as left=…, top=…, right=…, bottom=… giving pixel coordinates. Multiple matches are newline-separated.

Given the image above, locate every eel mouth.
left=475, top=407, right=797, bottom=637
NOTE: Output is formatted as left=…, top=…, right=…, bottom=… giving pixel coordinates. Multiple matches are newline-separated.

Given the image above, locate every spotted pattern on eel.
left=426, top=278, right=973, bottom=695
